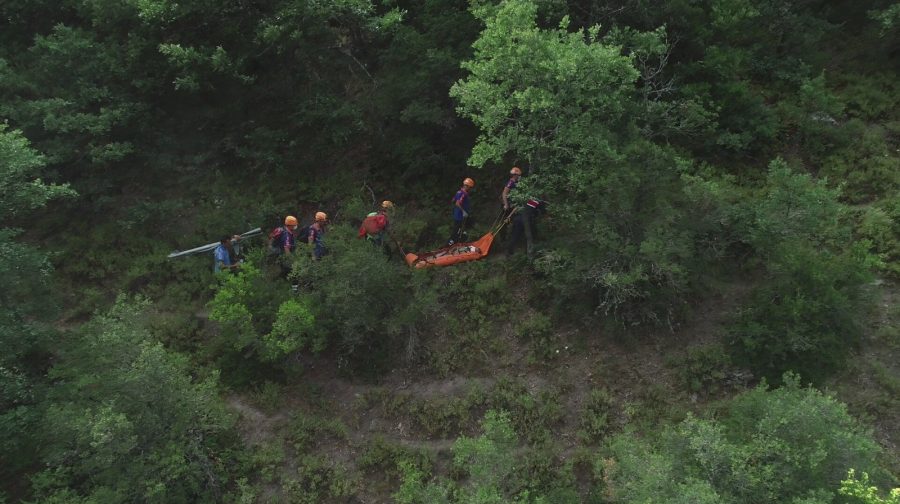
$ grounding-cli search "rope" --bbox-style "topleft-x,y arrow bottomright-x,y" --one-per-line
387,232 -> 408,257
491,207 -> 518,235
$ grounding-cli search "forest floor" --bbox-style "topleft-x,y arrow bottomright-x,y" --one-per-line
227,279 -> 768,503
829,279 -> 900,473
225,276 -> 899,503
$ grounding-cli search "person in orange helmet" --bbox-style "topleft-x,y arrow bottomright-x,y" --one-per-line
269,215 -> 299,255
448,178 -> 475,246
308,211 -> 328,260
359,200 -> 393,245
501,166 -> 522,212
359,200 -> 394,257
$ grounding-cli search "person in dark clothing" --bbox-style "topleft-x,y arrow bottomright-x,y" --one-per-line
507,198 -> 547,259
308,212 -> 328,260
269,216 -> 299,256
359,200 -> 395,259
500,166 -> 522,212
228,234 -> 244,263
448,178 -> 475,246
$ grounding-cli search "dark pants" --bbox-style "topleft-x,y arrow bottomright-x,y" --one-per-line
448,219 -> 466,245
313,240 -> 327,260
368,234 -> 392,259
507,207 -> 537,258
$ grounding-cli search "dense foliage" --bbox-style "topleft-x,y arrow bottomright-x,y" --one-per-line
1,0 -> 898,501
606,374 -> 886,503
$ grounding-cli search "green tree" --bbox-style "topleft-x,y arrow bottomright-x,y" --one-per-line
451,0 -> 734,325
207,260 -> 320,371
730,159 -> 876,382
32,299 -> 239,503
606,374 -> 885,503
0,125 -> 74,486
840,470 -> 900,504
396,410 -> 532,504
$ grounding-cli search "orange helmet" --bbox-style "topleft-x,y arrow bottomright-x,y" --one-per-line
510,166 -> 522,175
463,177 -> 475,188
284,215 -> 298,226
315,211 -> 327,222
381,200 -> 394,210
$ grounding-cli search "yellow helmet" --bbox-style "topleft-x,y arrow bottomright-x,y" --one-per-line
315,211 -> 327,222
284,215 -> 298,226
510,166 -> 522,175
381,200 -> 394,210
463,177 -> 475,188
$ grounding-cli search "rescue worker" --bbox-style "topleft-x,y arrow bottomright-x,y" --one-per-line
214,235 -> 240,273
359,200 -> 393,247
308,211 -> 328,260
448,178 -> 475,246
269,216 -> 299,255
229,234 -> 244,263
501,166 -> 522,211
507,198 -> 547,259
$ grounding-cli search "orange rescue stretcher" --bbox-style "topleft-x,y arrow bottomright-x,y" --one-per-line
404,232 -> 496,269
402,209 -> 514,269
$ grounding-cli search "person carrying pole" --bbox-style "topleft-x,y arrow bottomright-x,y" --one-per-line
308,212 -> 328,260
214,235 -> 241,273
448,178 -> 475,246
229,234 -> 244,263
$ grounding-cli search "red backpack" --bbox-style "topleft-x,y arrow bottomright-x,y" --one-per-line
358,214 -> 387,238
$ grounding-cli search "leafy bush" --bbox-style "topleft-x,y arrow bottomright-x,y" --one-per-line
673,343 -> 736,395
821,120 -> 899,203
289,224 -> 442,374
207,256 -> 320,376
31,299 -> 242,503
263,298 -> 318,360
283,455 -> 356,504
358,436 -> 432,480
487,378 -> 564,444
396,409 -> 579,503
514,312 -> 562,362
858,192 -> 900,277
288,413 -> 348,453
729,160 -> 876,383
579,388 -> 615,444
606,373 -> 885,504
840,470 -> 900,504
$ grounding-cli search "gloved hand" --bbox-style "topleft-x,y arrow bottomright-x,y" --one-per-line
462,210 -> 469,218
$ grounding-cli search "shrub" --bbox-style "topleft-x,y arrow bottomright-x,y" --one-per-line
579,388 -> 615,444
858,192 -> 900,277
730,241 -> 871,383
514,312 -> 559,362
730,160 -> 877,383
283,455 -> 356,504
606,373 -> 885,504
840,470 -> 900,504
673,342 -> 734,395
289,224 -> 439,375
288,413 -> 348,453
487,378 -> 564,444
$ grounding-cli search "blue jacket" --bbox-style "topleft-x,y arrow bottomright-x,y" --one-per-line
213,244 -> 232,272
452,189 -> 471,222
